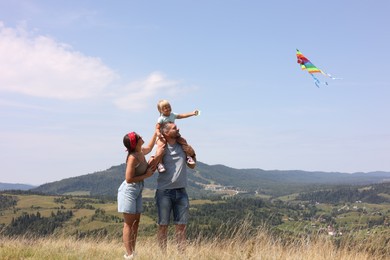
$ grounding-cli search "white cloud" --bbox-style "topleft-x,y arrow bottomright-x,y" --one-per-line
114,71 -> 188,111
0,22 -> 197,111
0,22 -> 118,99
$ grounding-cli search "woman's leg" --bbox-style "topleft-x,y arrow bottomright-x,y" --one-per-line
123,213 -> 141,256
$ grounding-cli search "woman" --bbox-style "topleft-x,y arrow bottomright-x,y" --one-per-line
118,131 -> 157,259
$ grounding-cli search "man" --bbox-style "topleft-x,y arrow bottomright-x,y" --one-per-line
155,122 -> 196,252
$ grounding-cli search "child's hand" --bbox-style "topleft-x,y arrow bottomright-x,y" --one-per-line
194,110 -> 199,116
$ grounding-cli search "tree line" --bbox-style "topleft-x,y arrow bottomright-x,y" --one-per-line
0,194 -> 18,210
1,210 -> 73,237
296,183 -> 390,204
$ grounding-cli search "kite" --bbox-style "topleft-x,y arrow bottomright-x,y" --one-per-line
296,49 -> 340,87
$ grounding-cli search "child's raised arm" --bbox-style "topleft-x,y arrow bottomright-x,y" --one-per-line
177,110 -> 199,119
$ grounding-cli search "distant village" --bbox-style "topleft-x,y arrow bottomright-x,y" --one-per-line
203,184 -> 250,196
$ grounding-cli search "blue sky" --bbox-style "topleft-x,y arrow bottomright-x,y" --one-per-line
1,1 -> 390,185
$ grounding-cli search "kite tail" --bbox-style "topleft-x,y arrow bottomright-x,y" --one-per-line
310,74 -> 327,88
321,71 -> 342,80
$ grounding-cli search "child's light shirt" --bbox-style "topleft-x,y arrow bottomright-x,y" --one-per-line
157,112 -> 178,125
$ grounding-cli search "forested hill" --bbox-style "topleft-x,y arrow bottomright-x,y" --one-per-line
31,162 -> 390,198
0,183 -> 36,191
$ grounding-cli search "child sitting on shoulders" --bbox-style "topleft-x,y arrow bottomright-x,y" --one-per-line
154,99 -> 198,172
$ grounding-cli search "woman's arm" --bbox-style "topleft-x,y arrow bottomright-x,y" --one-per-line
141,131 -> 157,155
125,155 -> 154,183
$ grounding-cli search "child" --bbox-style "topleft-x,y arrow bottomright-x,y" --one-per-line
154,99 -> 198,172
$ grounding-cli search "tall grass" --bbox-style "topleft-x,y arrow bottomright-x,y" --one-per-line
1,221 -> 388,260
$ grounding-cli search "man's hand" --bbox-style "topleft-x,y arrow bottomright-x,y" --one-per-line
148,156 -> 158,170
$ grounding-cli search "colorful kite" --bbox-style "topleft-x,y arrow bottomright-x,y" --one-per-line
296,49 -> 339,87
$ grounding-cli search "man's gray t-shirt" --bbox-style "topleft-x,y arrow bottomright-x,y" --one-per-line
156,142 -> 187,190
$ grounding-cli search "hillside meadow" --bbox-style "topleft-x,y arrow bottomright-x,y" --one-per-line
1,190 -> 389,259
1,224 -> 388,260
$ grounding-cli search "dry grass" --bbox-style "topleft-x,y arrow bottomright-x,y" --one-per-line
1,224 -> 387,260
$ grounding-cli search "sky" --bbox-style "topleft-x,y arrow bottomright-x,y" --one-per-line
1,1 -> 390,185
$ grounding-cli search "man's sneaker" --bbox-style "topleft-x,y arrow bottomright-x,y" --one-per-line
157,163 -> 166,173
187,156 -> 195,165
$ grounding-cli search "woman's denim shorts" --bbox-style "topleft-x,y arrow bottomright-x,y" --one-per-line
155,188 -> 189,225
117,181 -> 144,214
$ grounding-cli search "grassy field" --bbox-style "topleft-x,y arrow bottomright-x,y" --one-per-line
1,225 -> 388,260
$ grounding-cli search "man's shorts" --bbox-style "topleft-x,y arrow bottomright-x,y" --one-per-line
155,188 -> 189,225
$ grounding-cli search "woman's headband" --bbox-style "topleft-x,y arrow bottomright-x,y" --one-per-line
128,132 -> 137,151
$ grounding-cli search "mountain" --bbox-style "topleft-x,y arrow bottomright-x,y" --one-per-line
0,183 -> 37,191
31,162 -> 390,198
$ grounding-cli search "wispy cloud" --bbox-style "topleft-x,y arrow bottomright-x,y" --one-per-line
0,22 -> 118,99
113,71 -> 185,110
0,22 -> 196,111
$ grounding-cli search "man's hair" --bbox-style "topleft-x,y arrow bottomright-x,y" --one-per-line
161,122 -> 173,135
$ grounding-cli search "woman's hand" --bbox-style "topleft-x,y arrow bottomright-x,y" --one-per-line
146,157 -> 158,176
145,166 -> 156,177
148,156 -> 158,169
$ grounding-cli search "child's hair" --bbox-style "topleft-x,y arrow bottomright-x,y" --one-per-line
157,99 -> 171,114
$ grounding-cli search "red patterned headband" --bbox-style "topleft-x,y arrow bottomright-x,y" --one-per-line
128,132 -> 137,151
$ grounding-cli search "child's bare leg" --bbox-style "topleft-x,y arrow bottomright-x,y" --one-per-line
177,136 -> 196,165
155,138 -> 166,172
155,138 -> 166,161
